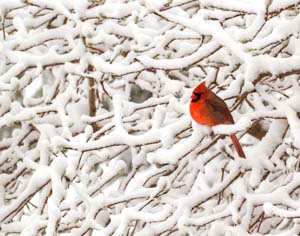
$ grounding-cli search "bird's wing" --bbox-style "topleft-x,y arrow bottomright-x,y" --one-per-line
205,92 -> 234,125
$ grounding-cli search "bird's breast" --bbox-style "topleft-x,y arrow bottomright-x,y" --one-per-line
189,102 -> 216,127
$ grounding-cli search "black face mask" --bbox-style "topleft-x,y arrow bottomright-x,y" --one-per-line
191,93 -> 201,102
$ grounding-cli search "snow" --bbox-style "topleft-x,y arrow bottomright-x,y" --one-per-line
213,117 -> 252,135
1,0 -> 300,235
137,41 -> 221,70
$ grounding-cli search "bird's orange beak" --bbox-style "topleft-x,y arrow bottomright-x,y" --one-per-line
191,93 -> 196,100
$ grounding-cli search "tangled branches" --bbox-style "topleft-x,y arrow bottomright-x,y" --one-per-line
0,0 -> 300,235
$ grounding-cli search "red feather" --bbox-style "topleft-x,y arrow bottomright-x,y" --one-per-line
190,82 -> 246,159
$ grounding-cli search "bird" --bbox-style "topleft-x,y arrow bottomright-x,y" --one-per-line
189,81 -> 246,158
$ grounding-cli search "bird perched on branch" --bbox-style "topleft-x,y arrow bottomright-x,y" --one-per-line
189,81 -> 246,159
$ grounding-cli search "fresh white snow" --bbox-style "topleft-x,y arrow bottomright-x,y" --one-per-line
0,0 -> 300,235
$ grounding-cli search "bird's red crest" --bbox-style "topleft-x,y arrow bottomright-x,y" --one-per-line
193,81 -> 207,94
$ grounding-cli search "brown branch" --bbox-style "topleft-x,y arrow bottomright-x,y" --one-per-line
2,10 -> 6,40
1,179 -> 50,223
87,66 -> 97,132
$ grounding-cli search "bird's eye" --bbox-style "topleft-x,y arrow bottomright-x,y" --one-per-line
191,93 -> 201,102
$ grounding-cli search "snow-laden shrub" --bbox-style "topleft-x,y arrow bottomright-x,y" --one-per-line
0,0 -> 300,235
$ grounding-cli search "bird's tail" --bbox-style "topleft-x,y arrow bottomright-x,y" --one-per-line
230,134 -> 246,159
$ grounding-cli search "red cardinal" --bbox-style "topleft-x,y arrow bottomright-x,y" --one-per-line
189,81 -> 246,158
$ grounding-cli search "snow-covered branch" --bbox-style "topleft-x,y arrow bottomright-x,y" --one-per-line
0,0 -> 300,235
